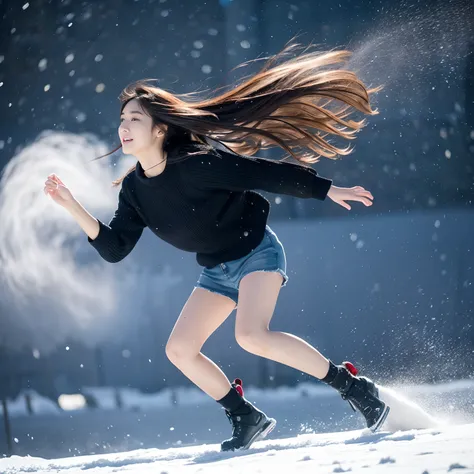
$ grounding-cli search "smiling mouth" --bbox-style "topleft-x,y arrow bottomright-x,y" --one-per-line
123,139 -> 133,144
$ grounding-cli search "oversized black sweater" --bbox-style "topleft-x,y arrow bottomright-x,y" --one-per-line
88,144 -> 333,268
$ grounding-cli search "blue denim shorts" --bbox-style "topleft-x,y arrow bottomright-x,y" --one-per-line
195,225 -> 288,304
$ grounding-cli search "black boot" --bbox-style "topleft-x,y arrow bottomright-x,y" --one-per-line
323,361 -> 390,432
218,378 -> 276,451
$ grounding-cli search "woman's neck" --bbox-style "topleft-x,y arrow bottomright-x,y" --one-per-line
137,148 -> 168,178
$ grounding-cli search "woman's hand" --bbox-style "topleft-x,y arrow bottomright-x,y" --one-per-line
326,185 -> 373,210
44,173 -> 101,239
44,174 -> 75,208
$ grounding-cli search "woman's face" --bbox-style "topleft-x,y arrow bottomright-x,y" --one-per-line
118,99 -> 164,156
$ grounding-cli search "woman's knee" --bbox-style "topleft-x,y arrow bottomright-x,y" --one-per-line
235,327 -> 269,355
165,337 -> 199,365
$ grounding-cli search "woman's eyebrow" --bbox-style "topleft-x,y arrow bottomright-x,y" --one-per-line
120,110 -> 144,116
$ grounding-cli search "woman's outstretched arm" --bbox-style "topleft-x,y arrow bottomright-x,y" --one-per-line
185,151 -> 373,209
185,151 -> 332,200
44,174 -> 146,262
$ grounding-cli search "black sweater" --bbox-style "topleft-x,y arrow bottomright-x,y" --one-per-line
88,144 -> 333,268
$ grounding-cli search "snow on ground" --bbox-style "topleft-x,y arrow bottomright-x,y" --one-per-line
1,379 -> 474,473
1,423 -> 474,474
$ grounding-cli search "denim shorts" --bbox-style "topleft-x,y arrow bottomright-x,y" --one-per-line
195,225 -> 288,304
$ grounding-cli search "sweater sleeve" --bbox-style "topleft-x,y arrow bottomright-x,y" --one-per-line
88,185 -> 146,263
184,151 -> 332,200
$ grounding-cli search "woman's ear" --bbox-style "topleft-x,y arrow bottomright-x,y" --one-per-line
155,124 -> 168,138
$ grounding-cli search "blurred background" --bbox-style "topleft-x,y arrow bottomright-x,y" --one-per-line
0,0 -> 473,459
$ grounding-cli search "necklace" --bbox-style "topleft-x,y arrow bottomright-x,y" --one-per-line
144,159 -> 165,172
143,152 -> 167,172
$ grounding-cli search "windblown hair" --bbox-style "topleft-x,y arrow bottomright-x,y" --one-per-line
98,40 -> 382,186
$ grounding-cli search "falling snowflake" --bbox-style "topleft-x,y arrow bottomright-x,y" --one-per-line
75,111 -> 87,123
38,58 -> 48,71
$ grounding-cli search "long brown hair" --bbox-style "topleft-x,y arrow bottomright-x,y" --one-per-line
98,40 -> 382,186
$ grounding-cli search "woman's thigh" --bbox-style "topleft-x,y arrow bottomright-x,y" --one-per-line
166,287 -> 236,355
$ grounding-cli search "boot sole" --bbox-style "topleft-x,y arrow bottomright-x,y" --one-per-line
348,379 -> 391,433
370,383 -> 390,432
242,417 -> 277,450
370,403 -> 390,432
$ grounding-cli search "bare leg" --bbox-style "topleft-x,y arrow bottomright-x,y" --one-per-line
235,272 -> 330,379
235,272 -> 390,433
165,287 -> 237,400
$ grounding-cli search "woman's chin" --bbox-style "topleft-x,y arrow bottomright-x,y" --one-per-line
121,145 -> 136,156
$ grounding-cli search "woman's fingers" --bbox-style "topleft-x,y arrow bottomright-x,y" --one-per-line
330,186 -> 374,210
53,174 -> 65,185
47,174 -> 64,186
349,190 -> 373,206
45,178 -> 59,188
44,175 -> 68,202
351,195 -> 372,206
44,178 -> 60,197
44,185 -> 56,196
341,193 -> 372,207
352,186 -> 374,200
338,199 -> 351,210
357,189 -> 372,198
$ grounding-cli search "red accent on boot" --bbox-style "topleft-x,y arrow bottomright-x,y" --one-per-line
343,361 -> 359,376
233,378 -> 244,397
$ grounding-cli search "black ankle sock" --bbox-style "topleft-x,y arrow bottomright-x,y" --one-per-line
321,360 -> 354,394
217,386 -> 247,413
321,360 -> 338,384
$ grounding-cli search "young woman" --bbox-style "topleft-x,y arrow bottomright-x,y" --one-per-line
44,42 -> 389,451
